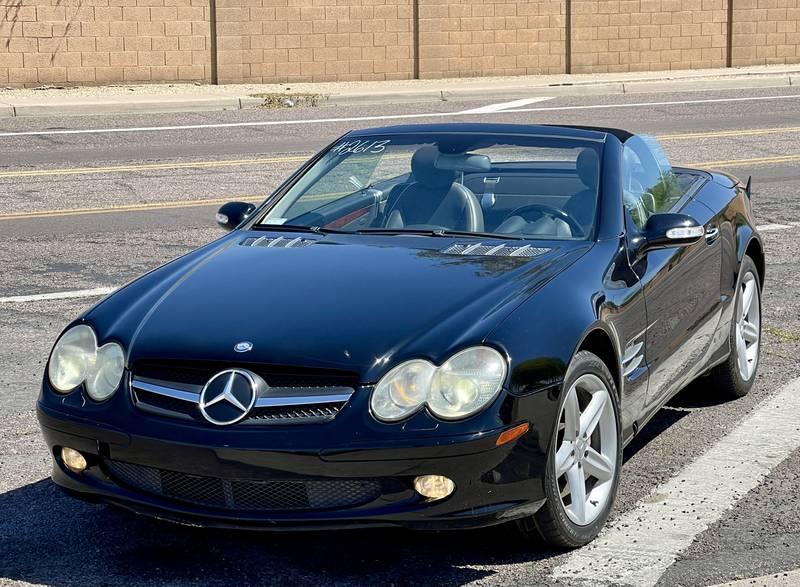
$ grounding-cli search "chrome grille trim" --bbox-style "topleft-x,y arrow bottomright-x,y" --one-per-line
441,243 -> 550,257
132,379 -> 200,402
130,375 -> 353,424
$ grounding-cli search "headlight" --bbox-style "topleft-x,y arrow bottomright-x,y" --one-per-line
428,347 -> 507,419
370,360 -> 435,422
370,347 -> 507,422
48,324 -> 125,401
86,341 -> 125,401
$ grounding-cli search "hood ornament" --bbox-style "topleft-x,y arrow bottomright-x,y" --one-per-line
234,341 -> 253,353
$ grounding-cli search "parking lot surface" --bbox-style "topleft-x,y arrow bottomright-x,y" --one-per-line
2,86 -> 799,586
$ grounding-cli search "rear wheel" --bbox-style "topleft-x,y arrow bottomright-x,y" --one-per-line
710,255 -> 761,398
517,350 -> 621,548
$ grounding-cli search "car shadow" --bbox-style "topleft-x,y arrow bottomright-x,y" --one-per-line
0,479 -> 564,587
623,375 -> 738,462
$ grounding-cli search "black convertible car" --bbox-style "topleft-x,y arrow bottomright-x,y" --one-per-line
38,123 -> 763,548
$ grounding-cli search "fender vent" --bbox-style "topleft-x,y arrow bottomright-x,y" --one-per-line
240,236 -> 317,248
441,243 -> 550,257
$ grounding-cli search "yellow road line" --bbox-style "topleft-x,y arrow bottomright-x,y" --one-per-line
2,153 -> 800,221
685,154 -> 800,168
2,127 -> 800,180
0,197 -> 259,221
659,126 -> 800,141
0,155 -> 308,179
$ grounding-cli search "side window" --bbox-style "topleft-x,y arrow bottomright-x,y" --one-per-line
622,136 -> 683,229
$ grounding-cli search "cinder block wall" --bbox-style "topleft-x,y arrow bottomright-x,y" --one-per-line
0,0 -> 211,86
2,0 -> 800,87
571,0 -> 727,73
417,0 -> 565,78
214,0 -> 415,83
732,0 -> 800,66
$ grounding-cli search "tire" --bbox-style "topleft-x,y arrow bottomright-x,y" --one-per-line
517,350 -> 622,548
710,255 -> 762,398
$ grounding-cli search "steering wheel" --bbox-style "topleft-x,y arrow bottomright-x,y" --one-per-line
505,203 -> 584,237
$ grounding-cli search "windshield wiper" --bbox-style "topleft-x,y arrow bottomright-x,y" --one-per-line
355,228 -> 524,240
253,224 -> 350,234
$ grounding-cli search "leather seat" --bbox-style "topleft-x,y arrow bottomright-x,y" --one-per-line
563,148 -> 600,234
383,146 -> 484,232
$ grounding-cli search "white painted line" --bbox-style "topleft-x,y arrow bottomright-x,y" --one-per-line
710,569 -> 800,587
458,96 -> 553,114
2,94 -> 800,137
757,223 -> 793,231
757,222 -> 800,232
551,376 -> 800,587
0,286 -> 116,304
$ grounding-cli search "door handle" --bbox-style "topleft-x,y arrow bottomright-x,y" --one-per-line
705,226 -> 719,243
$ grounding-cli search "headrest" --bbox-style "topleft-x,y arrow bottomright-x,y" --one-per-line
576,148 -> 600,189
410,146 -> 455,189
435,153 -> 492,173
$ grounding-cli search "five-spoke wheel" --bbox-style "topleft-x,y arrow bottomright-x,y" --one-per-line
711,255 -> 762,398
735,271 -> 760,382
554,374 -> 618,526
518,351 -> 622,548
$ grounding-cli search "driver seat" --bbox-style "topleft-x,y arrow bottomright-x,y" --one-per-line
383,147 -> 484,232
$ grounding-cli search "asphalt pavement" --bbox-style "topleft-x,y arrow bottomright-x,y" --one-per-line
1,85 -> 800,587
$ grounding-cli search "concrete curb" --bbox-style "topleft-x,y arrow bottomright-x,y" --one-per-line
0,69 -> 796,118
9,96 -> 241,117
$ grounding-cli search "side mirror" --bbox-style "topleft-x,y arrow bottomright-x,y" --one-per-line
640,213 -> 704,253
216,201 -> 256,231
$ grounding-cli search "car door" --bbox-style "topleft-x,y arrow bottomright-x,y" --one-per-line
623,137 -> 722,407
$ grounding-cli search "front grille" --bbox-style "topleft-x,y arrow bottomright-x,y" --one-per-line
133,388 -> 347,424
133,388 -> 198,419
130,361 -> 357,425
103,459 -> 384,511
134,360 -> 358,390
247,402 -> 346,423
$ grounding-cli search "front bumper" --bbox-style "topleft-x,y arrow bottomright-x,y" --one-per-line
37,399 -> 549,531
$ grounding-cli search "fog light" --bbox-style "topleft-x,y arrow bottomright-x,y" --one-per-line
61,447 -> 87,473
414,475 -> 455,500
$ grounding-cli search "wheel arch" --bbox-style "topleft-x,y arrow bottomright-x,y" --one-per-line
744,236 -> 765,289
575,326 -> 622,401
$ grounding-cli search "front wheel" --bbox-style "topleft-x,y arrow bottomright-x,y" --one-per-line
517,350 -> 622,548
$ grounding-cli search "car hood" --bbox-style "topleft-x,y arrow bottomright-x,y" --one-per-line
96,232 -> 590,381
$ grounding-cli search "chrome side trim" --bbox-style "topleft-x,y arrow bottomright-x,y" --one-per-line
621,341 -> 645,378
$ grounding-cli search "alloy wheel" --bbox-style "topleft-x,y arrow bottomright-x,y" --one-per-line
554,374 -> 618,526
736,271 -> 760,381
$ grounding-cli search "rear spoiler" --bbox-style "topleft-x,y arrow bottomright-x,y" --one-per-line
744,176 -> 752,199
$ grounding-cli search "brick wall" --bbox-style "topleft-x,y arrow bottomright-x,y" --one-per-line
417,0 -> 565,78
732,0 -> 800,66
3,0 -> 800,87
572,0 -> 727,74
214,0 -> 414,84
0,0 -> 211,86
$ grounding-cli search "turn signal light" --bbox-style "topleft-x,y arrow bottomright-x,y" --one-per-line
496,422 -> 530,447
61,447 -> 87,473
414,475 -> 455,500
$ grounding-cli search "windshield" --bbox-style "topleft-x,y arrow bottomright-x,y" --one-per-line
258,133 -> 604,240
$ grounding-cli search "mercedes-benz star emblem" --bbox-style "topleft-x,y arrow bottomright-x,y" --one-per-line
234,341 -> 253,353
199,369 -> 257,425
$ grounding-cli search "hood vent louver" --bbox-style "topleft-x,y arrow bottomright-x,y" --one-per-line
441,243 -> 550,257
240,236 -> 317,249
